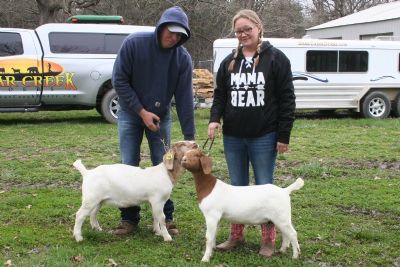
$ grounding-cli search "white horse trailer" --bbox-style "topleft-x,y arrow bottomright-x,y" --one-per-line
213,38 -> 400,119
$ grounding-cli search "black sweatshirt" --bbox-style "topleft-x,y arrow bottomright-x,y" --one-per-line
210,41 -> 296,144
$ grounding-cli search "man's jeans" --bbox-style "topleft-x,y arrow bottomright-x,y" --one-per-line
117,108 -> 173,224
223,132 -> 277,186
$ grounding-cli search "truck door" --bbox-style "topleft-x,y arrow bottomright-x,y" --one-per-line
0,30 -> 42,107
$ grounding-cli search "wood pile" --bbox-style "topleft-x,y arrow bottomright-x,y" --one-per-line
193,69 -> 214,103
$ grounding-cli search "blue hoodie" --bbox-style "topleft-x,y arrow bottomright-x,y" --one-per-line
112,6 -> 195,140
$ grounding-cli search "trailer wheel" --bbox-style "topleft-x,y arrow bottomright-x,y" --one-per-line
361,91 -> 391,119
100,89 -> 118,124
392,93 -> 400,117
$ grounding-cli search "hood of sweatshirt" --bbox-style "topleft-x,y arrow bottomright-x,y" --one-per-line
235,41 -> 273,61
155,6 -> 191,48
230,41 -> 274,87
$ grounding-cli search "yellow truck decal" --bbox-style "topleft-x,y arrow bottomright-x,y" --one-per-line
0,58 -> 77,90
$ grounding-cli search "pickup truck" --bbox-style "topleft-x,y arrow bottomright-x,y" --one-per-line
0,23 -> 154,123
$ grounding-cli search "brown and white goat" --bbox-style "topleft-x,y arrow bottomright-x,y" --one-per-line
181,148 -> 304,262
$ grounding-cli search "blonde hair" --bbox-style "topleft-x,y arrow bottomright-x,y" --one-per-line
228,9 -> 264,72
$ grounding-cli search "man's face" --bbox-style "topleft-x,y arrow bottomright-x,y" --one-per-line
160,26 -> 182,49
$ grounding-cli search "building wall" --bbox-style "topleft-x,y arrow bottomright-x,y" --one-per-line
306,19 -> 400,40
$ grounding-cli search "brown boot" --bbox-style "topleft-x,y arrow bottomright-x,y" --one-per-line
216,224 -> 245,251
259,223 -> 276,258
114,221 -> 136,236
166,221 -> 179,235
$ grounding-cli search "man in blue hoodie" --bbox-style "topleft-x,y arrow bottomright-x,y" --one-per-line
112,6 -> 195,236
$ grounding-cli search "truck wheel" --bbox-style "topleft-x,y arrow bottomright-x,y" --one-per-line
392,93 -> 400,117
361,91 -> 391,119
100,89 -> 118,124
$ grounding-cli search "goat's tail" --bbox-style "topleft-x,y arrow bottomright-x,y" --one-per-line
73,159 -> 88,177
285,178 -> 304,194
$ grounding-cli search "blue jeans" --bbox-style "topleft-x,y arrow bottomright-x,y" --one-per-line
223,132 -> 277,186
117,108 -> 174,225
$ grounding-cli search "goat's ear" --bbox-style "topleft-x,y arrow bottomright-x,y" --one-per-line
200,155 -> 212,174
164,150 -> 175,170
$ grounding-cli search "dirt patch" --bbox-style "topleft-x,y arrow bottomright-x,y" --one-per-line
340,160 -> 400,170
338,205 -> 400,221
276,160 -> 400,170
1,181 -> 81,190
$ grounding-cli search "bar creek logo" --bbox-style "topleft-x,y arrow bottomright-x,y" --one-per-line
0,58 -> 76,90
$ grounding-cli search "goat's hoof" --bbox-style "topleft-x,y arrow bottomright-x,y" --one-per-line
292,249 -> 301,259
74,235 -> 83,242
163,236 -> 173,242
201,257 -> 210,262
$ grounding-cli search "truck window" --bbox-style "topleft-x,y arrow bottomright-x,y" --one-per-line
49,32 -> 128,54
339,51 -> 368,72
104,34 -> 128,53
0,32 -> 23,56
306,50 -> 337,72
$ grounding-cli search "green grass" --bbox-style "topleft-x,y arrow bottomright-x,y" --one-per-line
1,109 -> 400,266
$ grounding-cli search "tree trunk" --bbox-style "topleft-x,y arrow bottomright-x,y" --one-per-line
36,0 -> 63,24
36,0 -> 101,24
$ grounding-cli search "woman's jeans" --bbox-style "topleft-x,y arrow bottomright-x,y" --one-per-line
223,132 -> 277,186
117,108 -> 173,225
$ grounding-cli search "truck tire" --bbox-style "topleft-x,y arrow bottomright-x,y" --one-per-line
361,91 -> 391,119
392,93 -> 400,117
100,89 -> 118,124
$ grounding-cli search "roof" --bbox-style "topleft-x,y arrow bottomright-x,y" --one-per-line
307,1 -> 400,30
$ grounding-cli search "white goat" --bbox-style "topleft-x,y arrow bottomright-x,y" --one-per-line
72,141 -> 197,242
181,148 -> 304,262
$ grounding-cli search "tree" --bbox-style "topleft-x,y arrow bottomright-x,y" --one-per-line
0,0 -> 37,28
2,0 -> 395,59
36,0 -> 101,24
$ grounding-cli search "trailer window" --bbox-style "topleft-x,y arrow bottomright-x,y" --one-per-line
306,50 -> 368,73
306,51 -> 337,72
339,51 -> 368,72
49,32 -> 128,54
0,32 -> 23,56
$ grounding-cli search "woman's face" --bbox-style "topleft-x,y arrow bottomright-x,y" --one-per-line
234,17 -> 260,50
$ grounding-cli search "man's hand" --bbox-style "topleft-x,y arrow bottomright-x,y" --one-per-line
139,109 -> 160,132
208,122 -> 221,140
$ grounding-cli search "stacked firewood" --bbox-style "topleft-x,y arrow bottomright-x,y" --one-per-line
192,69 -> 214,102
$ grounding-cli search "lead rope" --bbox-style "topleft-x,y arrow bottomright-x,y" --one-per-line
156,128 -> 169,154
154,119 -> 169,153
201,137 -> 215,155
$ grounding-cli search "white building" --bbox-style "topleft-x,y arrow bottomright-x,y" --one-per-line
305,1 -> 400,40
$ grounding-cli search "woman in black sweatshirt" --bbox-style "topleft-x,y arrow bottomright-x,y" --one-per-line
208,9 -> 296,258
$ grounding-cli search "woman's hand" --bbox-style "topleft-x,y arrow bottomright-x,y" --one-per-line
276,142 -> 289,154
208,122 -> 221,140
